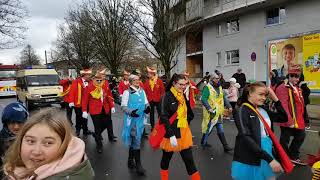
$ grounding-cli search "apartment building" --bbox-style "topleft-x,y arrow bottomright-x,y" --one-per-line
173,0 -> 320,87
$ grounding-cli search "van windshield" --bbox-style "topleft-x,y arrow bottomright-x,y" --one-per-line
26,75 -> 60,86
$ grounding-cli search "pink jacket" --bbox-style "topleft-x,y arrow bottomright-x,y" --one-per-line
10,137 -> 87,180
227,86 -> 238,102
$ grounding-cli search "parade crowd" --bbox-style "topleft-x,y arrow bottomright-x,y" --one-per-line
0,64 -> 319,180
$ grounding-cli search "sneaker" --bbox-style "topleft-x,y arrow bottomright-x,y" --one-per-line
290,158 -> 307,166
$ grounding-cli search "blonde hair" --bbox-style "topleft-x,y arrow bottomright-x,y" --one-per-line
3,107 -> 73,178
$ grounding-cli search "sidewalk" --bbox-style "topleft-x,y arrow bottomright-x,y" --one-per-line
308,104 -> 320,121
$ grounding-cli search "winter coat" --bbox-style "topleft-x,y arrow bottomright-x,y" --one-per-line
144,78 -> 165,103
5,137 -> 94,180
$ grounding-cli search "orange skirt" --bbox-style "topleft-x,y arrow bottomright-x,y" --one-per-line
160,125 -> 193,152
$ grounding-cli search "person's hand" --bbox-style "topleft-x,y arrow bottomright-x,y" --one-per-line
144,106 -> 151,114
267,87 -> 279,102
169,136 -> 178,147
69,102 -> 74,108
130,109 -> 139,117
269,160 -> 283,173
209,109 -> 216,119
111,107 -> 116,113
289,124 -> 295,128
82,111 -> 88,119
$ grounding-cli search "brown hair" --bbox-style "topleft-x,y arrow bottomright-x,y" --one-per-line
3,107 -> 73,178
237,82 -> 266,105
282,44 -> 295,51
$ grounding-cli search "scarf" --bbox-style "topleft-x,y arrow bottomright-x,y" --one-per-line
170,86 -> 187,128
149,77 -> 157,91
90,80 -> 104,100
60,85 -> 70,97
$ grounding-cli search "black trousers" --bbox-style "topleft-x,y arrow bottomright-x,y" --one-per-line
91,111 -> 115,142
230,102 -> 237,119
150,101 -> 161,129
64,102 -> 73,126
160,148 -> 197,175
74,107 -> 88,134
280,127 -> 306,159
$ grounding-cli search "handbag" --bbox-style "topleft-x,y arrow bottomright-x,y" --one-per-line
149,112 -> 177,149
243,103 -> 294,174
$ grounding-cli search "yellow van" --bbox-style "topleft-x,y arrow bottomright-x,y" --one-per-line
16,65 -> 63,110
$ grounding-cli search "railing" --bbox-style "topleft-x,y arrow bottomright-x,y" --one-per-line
213,0 -> 266,16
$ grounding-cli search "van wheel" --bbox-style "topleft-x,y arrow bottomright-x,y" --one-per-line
26,99 -> 33,111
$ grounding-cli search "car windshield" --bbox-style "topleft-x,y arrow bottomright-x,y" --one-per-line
26,75 -> 60,86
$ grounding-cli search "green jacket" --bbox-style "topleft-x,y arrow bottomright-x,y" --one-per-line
45,159 -> 94,180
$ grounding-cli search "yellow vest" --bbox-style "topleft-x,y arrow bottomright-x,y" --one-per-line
202,84 -> 224,133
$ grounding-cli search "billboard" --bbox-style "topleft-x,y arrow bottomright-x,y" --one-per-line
268,33 -> 320,91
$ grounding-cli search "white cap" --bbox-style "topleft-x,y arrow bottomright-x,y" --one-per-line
229,78 -> 237,83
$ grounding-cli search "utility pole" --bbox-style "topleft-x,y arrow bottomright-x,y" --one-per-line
45,50 -> 48,65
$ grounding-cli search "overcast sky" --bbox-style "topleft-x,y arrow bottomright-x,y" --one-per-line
0,0 -> 82,65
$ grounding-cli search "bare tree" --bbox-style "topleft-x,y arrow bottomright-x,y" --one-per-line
19,44 -> 41,67
131,0 -> 185,78
86,0 -> 135,76
54,5 -> 96,71
0,0 -> 28,49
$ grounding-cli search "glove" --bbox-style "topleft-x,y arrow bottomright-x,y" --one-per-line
209,109 -> 216,119
130,109 -> 139,118
111,107 -> 116,113
144,106 -> 151,114
82,111 -> 88,119
69,103 -> 74,108
169,136 -> 178,147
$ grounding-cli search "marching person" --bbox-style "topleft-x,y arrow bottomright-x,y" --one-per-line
59,76 -> 74,125
227,78 -> 239,121
69,68 -> 93,137
275,65 -> 307,165
121,73 -> 150,176
182,71 -> 199,109
118,70 -> 130,98
144,66 -> 165,130
159,73 -> 200,180
231,82 -> 288,180
82,69 -> 116,153
200,72 -> 233,152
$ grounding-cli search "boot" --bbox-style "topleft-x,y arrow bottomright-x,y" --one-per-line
217,133 -> 233,152
200,133 -> 211,148
127,147 -> 136,169
190,171 -> 201,180
133,149 -> 146,176
160,169 -> 169,180
95,133 -> 103,153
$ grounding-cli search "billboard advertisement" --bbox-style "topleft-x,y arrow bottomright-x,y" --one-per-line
268,33 -> 320,91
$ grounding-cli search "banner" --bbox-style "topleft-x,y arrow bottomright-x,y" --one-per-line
268,33 -> 320,90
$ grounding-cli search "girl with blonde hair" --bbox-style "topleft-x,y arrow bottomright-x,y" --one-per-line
3,108 -> 94,180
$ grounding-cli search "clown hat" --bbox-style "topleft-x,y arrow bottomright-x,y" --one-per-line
99,68 -> 107,75
182,70 -> 190,77
147,66 -> 157,74
123,70 -> 130,76
288,64 -> 302,74
80,69 -> 92,75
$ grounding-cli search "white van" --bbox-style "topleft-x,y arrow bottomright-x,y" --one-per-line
16,65 -> 63,110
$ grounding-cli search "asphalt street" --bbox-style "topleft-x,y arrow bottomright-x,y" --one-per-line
0,97 -> 318,180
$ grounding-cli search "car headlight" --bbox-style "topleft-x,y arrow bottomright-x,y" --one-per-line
29,94 -> 41,99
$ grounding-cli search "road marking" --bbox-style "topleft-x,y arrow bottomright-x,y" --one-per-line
306,129 -> 319,133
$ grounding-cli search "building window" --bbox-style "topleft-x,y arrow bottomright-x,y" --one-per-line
266,7 -> 286,25
217,24 -> 222,36
226,50 -> 239,64
217,52 -> 222,65
226,19 -> 239,34
214,0 -> 220,7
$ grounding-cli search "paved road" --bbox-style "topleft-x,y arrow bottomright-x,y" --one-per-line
0,97 -> 318,180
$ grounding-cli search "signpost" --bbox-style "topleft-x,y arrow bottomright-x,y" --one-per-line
251,52 -> 256,81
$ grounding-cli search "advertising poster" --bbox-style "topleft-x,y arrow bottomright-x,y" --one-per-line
268,33 -> 320,90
